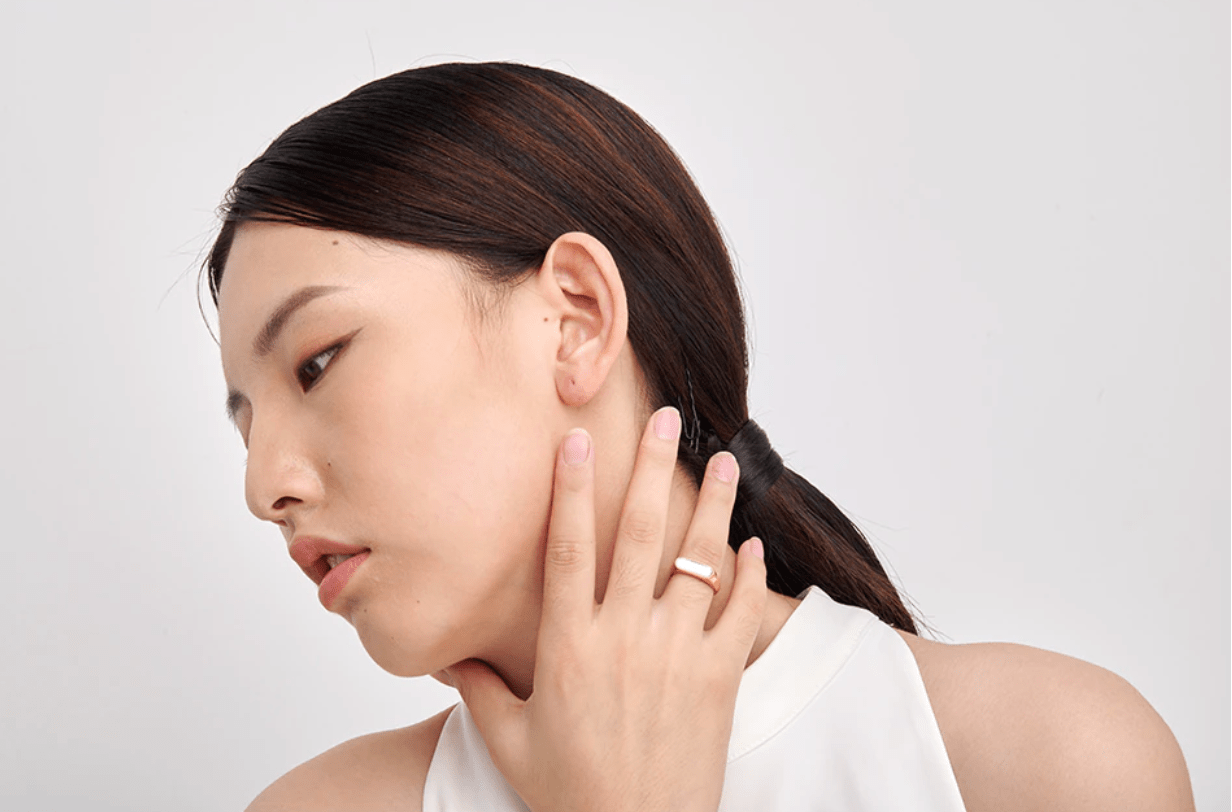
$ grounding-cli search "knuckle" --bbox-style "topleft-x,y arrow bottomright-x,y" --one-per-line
545,538 -> 588,572
725,587 -> 766,643
619,510 -> 661,546
554,658 -> 586,692
679,534 -> 724,570
539,649 -> 585,695
733,606 -> 762,644
699,530 -> 729,557
552,643 -> 587,684
606,557 -> 645,601
663,651 -> 701,690
675,580 -> 715,611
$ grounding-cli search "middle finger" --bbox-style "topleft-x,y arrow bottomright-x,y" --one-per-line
601,406 -> 682,612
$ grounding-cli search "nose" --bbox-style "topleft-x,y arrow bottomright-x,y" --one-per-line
244,410 -> 324,527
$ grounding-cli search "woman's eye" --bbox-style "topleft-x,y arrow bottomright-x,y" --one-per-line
297,344 -> 342,391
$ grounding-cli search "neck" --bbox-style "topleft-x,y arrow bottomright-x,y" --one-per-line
476,467 -> 801,701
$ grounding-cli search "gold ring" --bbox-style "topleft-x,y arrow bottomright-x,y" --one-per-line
673,556 -> 720,594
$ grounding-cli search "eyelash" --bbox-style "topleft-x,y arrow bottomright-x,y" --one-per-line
297,343 -> 344,392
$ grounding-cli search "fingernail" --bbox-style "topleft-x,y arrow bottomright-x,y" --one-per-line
563,430 -> 591,466
748,537 -> 764,560
712,452 -> 737,483
654,407 -> 681,441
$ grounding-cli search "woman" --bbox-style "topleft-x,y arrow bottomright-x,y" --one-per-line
210,62 -> 1193,810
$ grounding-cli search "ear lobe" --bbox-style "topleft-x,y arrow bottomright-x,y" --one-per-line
540,232 -> 628,407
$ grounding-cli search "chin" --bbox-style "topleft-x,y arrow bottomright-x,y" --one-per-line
350,611 -> 454,679
358,634 -> 438,678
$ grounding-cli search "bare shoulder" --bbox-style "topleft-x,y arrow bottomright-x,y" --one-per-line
244,704 -> 455,812
897,632 -> 1194,812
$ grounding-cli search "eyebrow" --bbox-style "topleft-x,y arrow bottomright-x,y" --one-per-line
253,284 -> 345,358
224,284 -> 346,426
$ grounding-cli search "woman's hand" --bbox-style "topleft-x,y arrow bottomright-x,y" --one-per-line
445,407 -> 768,812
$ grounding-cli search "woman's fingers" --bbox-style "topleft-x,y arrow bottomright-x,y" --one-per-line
663,450 -> 740,622
601,407 -> 681,610
440,429 -> 602,794
446,659 -> 528,771
710,537 -> 768,660
463,419 -> 768,812
539,429 -> 597,646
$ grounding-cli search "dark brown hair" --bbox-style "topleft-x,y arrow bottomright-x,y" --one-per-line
207,61 -> 917,633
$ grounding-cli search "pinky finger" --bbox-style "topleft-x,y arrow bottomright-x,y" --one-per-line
709,538 -> 768,659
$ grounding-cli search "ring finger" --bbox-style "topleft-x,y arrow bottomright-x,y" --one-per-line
663,450 -> 740,626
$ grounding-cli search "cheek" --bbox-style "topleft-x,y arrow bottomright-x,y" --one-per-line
337,336 -> 563,672
431,391 -> 559,561
424,330 -> 560,553
346,337 -> 559,576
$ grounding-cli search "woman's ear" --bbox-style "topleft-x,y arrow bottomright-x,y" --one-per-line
537,232 -> 629,407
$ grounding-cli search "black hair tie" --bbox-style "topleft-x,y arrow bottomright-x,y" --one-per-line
704,419 -> 783,507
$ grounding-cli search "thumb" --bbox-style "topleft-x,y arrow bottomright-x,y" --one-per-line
446,658 -> 526,766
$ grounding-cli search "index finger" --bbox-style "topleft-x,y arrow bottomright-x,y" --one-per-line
539,428 -> 597,644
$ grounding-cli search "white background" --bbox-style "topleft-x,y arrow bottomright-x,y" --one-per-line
1,1 -> 1226,810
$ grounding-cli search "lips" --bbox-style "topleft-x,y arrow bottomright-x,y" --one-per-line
288,536 -> 371,610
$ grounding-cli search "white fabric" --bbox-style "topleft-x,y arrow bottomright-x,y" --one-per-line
422,586 -> 967,811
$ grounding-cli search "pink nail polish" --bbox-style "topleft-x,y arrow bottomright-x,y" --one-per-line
748,537 -> 764,560
563,430 -> 591,466
713,453 -> 737,483
654,408 -> 681,441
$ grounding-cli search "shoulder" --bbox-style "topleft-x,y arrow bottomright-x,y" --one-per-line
896,632 -> 1194,812
244,705 -> 455,812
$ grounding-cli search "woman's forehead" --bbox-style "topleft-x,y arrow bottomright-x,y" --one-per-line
218,224 -> 365,313
216,223 -> 464,347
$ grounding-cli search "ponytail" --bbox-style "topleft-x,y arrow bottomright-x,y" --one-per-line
677,413 -> 916,633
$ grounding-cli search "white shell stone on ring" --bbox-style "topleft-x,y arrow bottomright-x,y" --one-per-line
673,556 -> 720,594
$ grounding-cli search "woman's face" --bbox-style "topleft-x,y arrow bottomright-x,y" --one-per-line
217,222 -> 570,677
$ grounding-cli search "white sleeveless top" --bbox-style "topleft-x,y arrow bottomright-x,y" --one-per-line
423,586 -> 967,811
